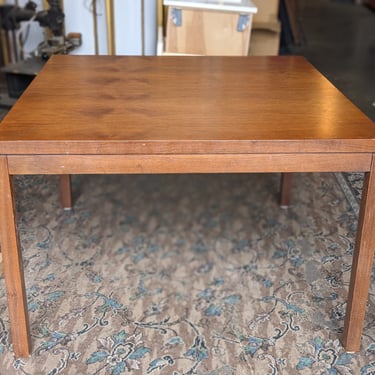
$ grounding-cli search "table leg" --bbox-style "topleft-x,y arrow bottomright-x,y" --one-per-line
343,158 -> 375,352
0,157 -> 31,357
280,173 -> 292,207
59,174 -> 72,210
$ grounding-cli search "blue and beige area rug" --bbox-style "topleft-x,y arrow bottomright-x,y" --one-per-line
1,172 -> 375,374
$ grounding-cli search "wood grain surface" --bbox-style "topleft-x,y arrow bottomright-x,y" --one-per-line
0,55 -> 374,155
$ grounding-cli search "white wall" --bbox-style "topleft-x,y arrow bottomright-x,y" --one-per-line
64,0 -> 108,55
4,0 -> 158,58
112,0 -> 158,56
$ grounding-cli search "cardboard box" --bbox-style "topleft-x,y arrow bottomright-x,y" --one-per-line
164,0 -> 257,56
248,25 -> 281,55
252,0 -> 279,23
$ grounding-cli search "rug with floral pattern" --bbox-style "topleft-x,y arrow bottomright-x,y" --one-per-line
0,172 -> 375,374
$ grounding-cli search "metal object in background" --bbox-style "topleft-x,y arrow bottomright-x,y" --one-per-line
1,0 -> 64,36
237,14 -> 250,32
171,7 -> 182,26
0,0 -> 82,60
105,0 -> 115,55
92,0 -> 99,55
141,0 -> 145,55
0,0 -> 82,107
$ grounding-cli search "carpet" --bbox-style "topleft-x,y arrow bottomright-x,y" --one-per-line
0,172 -> 375,374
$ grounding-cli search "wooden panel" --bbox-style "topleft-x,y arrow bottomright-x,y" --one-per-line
165,8 -> 252,55
8,153 -> 372,175
0,157 -> 31,357
343,155 -> 375,351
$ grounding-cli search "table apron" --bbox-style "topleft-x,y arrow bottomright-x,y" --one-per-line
6,153 -> 372,175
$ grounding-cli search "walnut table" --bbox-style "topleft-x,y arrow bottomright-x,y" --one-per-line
1,55 -> 375,357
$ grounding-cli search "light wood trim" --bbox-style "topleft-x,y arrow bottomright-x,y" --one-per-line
2,140 -> 375,156
0,157 -> 31,357
343,154 -> 375,352
8,153 -> 372,175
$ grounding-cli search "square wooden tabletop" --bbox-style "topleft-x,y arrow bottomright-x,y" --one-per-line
0,55 -> 374,156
